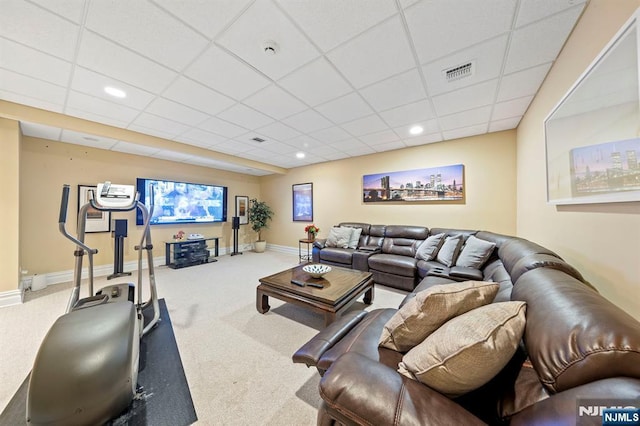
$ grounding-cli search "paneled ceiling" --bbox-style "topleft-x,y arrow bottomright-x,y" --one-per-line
0,0 -> 587,175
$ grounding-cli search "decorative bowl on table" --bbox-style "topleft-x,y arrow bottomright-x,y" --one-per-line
303,264 -> 332,278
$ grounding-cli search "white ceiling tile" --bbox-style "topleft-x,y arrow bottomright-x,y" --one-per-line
0,1 -> 79,60
277,57 -> 352,106
515,0 -> 586,28
372,141 -> 406,152
111,141 -> 161,156
276,0 -> 396,52
442,123 -> 488,140
439,106 -> 492,131
261,141 -> 298,154
29,0 -> 86,23
343,145 -> 376,156
360,69 -> 425,112
77,32 -> 177,93
152,0 -> 253,39
255,122 -> 301,141
330,138 -> 368,150
0,69 -> 67,106
216,103 -> 274,129
243,85 -> 307,120
66,91 -> 141,124
178,128 -> 228,148
1,38 -> 72,86
359,130 -> 400,145
0,91 -> 64,113
303,144 -> 342,157
129,113 -> 191,138
504,6 -> 584,74
309,126 -> 352,144
217,0 -> 320,81
432,79 -> 499,116
327,16 -> 415,88
422,35 -> 509,96
405,0 -> 516,64
208,139 -> 250,155
285,135 -> 322,150
198,116 -> 248,138
393,118 -> 440,138
379,99 -> 434,128
497,63 -> 552,102
64,107 -> 130,128
340,114 -> 389,136
403,132 -> 443,146
20,122 -> 62,141
85,0 -> 208,71
71,67 -> 155,110
282,109 -> 333,133
162,77 -> 235,116
184,45 -> 271,100
489,116 -> 521,132
60,129 -> 119,150
315,92 -> 373,124
492,96 -> 534,121
152,150 -> 194,162
145,97 -> 210,126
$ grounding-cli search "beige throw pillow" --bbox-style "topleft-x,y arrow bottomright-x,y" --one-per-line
324,227 -> 353,248
379,281 -> 499,352
398,301 -> 527,397
414,233 -> 446,261
436,235 -> 463,266
456,235 -> 496,268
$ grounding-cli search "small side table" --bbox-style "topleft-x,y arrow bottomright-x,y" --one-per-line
298,238 -> 314,263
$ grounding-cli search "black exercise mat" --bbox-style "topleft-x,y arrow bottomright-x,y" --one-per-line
1,299 -> 197,426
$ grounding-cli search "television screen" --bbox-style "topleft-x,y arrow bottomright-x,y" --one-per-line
136,178 -> 227,225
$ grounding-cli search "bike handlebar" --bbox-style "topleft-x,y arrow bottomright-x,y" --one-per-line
59,184 -> 70,224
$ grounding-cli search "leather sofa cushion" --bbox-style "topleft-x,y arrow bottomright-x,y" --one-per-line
498,238 -> 559,276
512,268 -> 640,393
509,253 -> 585,284
319,247 -> 355,265
317,308 -> 402,372
368,253 -> 417,277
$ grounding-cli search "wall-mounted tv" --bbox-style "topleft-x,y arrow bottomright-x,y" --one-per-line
136,178 -> 227,225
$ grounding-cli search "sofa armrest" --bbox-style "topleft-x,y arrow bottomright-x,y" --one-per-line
313,239 -> 327,249
319,352 -> 486,426
292,310 -> 368,370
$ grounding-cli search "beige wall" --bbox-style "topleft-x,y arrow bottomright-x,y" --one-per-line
260,130 -> 517,245
0,118 -> 21,293
517,0 -> 640,319
19,136 -> 261,276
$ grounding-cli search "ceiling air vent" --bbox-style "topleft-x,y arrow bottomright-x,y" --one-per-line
444,61 -> 474,82
251,137 -> 266,143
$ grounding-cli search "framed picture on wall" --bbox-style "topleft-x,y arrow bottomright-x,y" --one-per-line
292,183 -> 313,222
235,195 -> 249,225
78,185 -> 110,233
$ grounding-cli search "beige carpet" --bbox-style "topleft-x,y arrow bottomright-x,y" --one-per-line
0,250 -> 406,425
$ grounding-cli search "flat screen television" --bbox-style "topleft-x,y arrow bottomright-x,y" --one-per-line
136,178 -> 227,225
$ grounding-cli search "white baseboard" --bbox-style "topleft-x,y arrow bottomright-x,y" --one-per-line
266,244 -> 300,257
0,290 -> 22,308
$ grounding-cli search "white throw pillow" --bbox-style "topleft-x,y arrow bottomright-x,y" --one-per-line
325,227 -> 353,248
343,227 -> 363,249
415,233 -> 446,261
456,235 -> 496,269
436,235 -> 463,266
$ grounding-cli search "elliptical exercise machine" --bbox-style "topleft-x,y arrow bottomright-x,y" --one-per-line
26,182 -> 160,425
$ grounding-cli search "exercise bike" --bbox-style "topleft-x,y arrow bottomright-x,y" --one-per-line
26,182 -> 160,425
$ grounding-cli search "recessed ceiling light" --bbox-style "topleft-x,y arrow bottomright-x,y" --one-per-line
409,125 -> 424,135
296,152 -> 305,159
104,86 -> 126,98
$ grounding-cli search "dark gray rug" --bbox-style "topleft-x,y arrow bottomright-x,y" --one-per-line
1,299 -> 197,426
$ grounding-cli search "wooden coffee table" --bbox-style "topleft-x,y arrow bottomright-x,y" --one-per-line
257,265 -> 374,326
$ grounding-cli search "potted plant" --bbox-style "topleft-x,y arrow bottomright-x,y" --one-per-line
248,198 -> 274,253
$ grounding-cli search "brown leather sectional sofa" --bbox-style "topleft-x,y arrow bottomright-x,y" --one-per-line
298,223 -> 640,425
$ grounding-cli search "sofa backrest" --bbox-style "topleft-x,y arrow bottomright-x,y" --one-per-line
381,225 -> 429,256
429,228 -> 477,242
511,268 -> 640,394
368,225 -> 386,248
338,222 -> 371,247
497,237 -> 560,276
